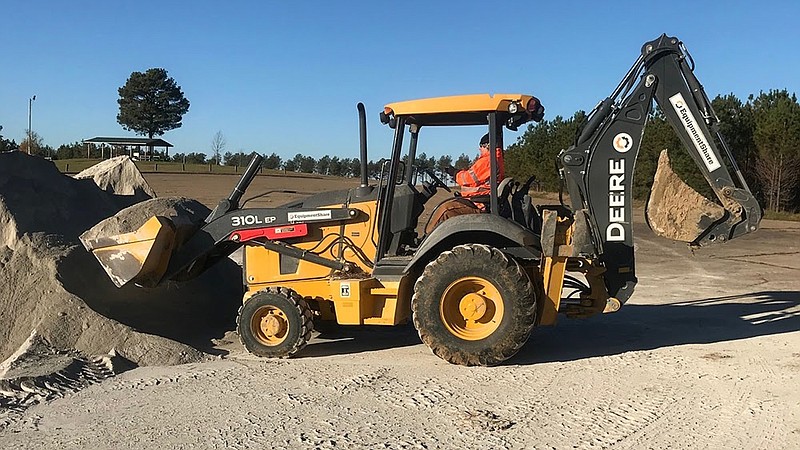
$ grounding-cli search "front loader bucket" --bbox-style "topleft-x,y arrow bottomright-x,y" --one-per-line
646,150 -> 725,243
81,216 -> 177,288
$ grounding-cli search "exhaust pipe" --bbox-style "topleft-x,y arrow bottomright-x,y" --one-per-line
228,152 -> 264,208
206,152 -> 263,223
357,102 -> 368,188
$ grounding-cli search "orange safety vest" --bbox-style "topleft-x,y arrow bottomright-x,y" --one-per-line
455,147 -> 504,198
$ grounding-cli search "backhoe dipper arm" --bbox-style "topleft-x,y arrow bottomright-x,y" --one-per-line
558,34 -> 761,303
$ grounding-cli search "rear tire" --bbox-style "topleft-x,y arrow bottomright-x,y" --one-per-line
412,244 -> 537,366
237,287 -> 313,358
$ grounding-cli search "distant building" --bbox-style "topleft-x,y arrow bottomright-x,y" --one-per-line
82,137 -> 173,161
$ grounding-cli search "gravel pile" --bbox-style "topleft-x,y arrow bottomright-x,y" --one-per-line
0,152 -> 240,370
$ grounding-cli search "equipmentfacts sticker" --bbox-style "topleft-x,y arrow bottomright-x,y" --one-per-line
287,210 -> 333,223
669,93 -> 721,172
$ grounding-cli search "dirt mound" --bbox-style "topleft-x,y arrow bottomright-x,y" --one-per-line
646,150 -> 725,242
74,156 -> 156,203
0,236 -> 206,365
0,152 -> 241,368
0,152 -> 119,248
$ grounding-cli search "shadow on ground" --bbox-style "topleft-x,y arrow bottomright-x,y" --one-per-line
292,291 -> 800,364
299,322 -> 422,358
513,290 -> 800,364
59,246 -> 800,367
59,247 -> 243,354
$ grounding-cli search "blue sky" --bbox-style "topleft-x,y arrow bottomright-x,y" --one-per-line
1,1 -> 797,160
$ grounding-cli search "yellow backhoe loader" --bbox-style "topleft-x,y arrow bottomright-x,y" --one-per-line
83,34 -> 761,365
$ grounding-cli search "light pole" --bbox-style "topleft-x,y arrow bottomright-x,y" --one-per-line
27,95 -> 36,155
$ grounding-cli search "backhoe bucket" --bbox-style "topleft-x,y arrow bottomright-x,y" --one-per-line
81,216 -> 177,288
645,150 -> 725,243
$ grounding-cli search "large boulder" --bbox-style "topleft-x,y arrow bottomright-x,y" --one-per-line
646,150 -> 725,242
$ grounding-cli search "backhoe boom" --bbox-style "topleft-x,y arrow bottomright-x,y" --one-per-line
558,34 -> 761,303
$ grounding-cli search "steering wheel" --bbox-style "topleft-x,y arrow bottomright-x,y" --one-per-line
422,168 -> 451,192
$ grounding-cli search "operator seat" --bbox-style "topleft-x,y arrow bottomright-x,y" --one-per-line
459,177 -> 515,216
459,175 -> 542,234
423,178 -> 516,235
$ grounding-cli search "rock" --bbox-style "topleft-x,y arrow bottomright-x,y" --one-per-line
645,150 -> 725,243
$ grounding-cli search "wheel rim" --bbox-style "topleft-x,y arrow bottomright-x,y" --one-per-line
440,276 -> 504,341
251,306 -> 289,346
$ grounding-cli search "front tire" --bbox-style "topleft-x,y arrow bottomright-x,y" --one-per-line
237,287 -> 313,358
412,244 -> 537,366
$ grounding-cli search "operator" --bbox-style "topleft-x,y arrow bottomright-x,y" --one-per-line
445,133 -> 504,201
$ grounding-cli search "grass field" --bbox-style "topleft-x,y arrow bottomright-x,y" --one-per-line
53,158 -> 325,179
764,209 -> 800,222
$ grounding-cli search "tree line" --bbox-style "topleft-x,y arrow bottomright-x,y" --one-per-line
172,150 -> 474,180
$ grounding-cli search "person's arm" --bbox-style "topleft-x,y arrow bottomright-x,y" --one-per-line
457,151 -> 490,187
456,166 -> 479,187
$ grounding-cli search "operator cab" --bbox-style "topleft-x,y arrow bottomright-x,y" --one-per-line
375,93 -> 545,259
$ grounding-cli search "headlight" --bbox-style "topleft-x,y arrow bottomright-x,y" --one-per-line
508,102 -> 519,114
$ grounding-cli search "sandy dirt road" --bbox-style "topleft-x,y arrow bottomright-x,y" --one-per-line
1,174 -> 799,449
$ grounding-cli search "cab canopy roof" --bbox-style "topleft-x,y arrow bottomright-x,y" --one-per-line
383,93 -> 535,126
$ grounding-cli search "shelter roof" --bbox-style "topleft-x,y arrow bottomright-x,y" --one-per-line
83,137 -> 173,147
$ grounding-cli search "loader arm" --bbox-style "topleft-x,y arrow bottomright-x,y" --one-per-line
558,34 -> 761,303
